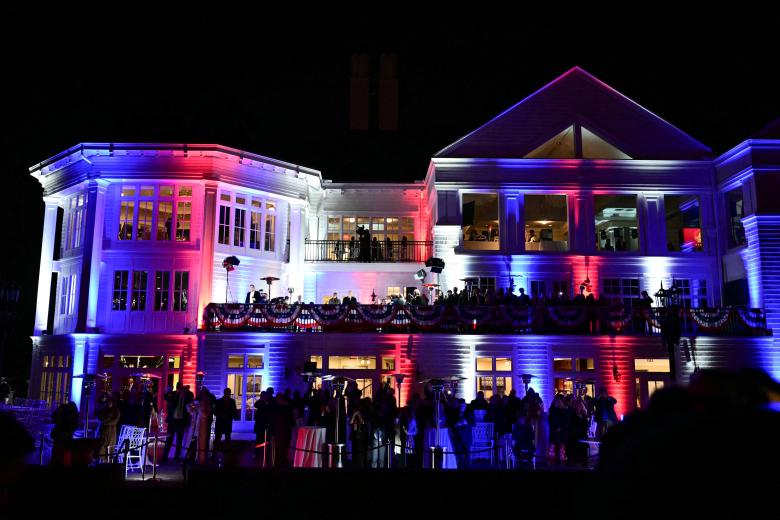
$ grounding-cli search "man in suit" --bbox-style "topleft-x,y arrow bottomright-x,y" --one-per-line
162,382 -> 193,463
246,284 -> 262,304
214,388 -> 239,443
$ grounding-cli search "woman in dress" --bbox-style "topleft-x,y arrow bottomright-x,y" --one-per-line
195,388 -> 213,463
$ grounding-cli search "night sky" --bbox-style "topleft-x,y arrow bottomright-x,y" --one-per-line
2,25 -> 778,383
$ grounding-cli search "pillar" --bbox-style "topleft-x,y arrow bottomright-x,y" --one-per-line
34,196 -> 61,335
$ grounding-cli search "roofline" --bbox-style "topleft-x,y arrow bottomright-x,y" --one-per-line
715,138 -> 780,167
323,180 -> 424,190
28,143 -> 323,180
434,66 -> 712,158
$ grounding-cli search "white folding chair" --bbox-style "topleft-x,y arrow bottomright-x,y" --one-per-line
470,422 -> 494,465
112,425 -> 148,477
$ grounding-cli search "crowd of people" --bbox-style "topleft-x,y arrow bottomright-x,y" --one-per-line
51,377 -> 617,469
331,227 -> 412,263
248,381 -> 618,469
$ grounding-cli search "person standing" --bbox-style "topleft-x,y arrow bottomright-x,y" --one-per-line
214,388 -> 238,443
593,387 -> 618,439
162,382 -> 192,463
97,397 -> 120,462
246,284 -> 262,304
195,388 -> 213,463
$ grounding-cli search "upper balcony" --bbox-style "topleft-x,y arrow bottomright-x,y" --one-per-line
203,303 -> 769,336
304,239 -> 433,263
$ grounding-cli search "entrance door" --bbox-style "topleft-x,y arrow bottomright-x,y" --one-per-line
635,373 -> 669,409
226,373 -> 263,424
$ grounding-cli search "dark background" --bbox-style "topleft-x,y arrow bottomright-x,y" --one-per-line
1,21 -> 779,390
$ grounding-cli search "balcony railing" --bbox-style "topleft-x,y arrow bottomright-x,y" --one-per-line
203,303 -> 769,336
305,239 -> 432,263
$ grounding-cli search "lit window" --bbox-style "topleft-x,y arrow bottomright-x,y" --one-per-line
218,205 -> 231,245
121,186 -> 136,197
247,355 -> 264,369
176,202 -> 191,241
553,358 -> 573,371
595,195 -> 638,252
157,201 -> 174,240
381,356 -> 395,371
665,195 -> 703,252
328,356 -> 376,369
137,201 -> 153,240
476,357 -> 493,371
160,186 -> 174,197
525,194 -> 568,251
228,355 -> 244,368
118,200 -> 134,240
264,213 -> 276,251
634,358 -> 670,372
178,186 -> 192,197
234,207 -> 246,247
495,357 -> 512,372
462,193 -> 499,250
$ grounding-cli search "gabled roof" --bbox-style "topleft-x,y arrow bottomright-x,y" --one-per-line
435,67 -> 712,160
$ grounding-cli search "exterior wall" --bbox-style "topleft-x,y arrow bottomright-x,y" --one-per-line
198,332 -> 775,431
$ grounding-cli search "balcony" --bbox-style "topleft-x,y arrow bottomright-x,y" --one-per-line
304,239 -> 432,263
203,303 -> 769,336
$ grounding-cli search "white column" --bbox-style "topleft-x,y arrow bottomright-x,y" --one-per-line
77,181 -> 107,331
34,196 -> 61,335
643,194 -> 664,256
197,183 -> 218,328
287,202 -> 306,299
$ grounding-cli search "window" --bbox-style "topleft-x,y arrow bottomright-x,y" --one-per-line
67,276 -> 77,316
310,355 -> 323,369
112,271 -> 129,310
665,195 -> 703,252
137,201 -> 153,240
219,205 -> 231,245
381,356 -> 395,371
602,278 -> 640,306
119,355 -> 166,368
462,193 -> 499,250
328,356 -> 376,369
154,271 -> 170,311
157,201 -> 174,240
234,207 -> 246,247
476,356 -> 513,398
525,194 -> 569,251
634,358 -> 671,372
226,353 -> 264,422
176,201 -> 191,241
179,186 -> 192,197
101,355 -> 115,368
39,354 -> 71,406
59,275 -> 69,316
250,206 -> 262,250
130,271 -> 148,311
63,193 -> 88,252
725,187 -> 746,248
160,186 -> 174,197
553,356 -> 595,397
476,357 -> 493,371
495,357 -> 512,371
118,200 -> 134,240
264,213 -> 276,251
595,195 -> 638,252
173,271 -> 188,311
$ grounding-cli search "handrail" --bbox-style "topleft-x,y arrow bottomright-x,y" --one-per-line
202,303 -> 769,336
304,239 -> 432,263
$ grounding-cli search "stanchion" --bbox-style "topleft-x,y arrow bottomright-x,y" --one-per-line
327,443 -> 345,468
430,446 -> 444,470
39,431 -> 45,465
149,435 -> 161,483
262,430 -> 268,469
385,440 -> 392,468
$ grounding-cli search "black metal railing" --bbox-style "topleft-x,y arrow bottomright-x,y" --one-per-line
203,303 -> 769,336
305,239 -> 432,263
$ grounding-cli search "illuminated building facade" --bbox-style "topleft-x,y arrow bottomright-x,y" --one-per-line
29,68 -> 780,429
